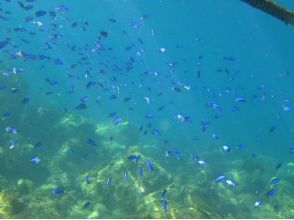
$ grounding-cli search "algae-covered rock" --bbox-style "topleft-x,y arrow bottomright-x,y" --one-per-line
77,150 -> 172,217
95,120 -> 139,147
0,191 -> 10,218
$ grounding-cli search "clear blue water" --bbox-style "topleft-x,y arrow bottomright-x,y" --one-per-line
1,0 -> 294,218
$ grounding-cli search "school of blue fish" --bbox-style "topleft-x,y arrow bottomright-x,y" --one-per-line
0,0 -> 294,218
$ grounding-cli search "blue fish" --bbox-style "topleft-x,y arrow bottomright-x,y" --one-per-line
83,201 -> 91,209
124,171 -> 128,180
145,113 -> 154,119
201,121 -> 210,132
234,97 -> 247,103
113,116 -> 122,125
161,199 -> 168,212
124,97 -> 132,102
237,144 -> 246,150
157,106 -> 165,111
215,175 -> 225,183
105,178 -> 111,185
128,155 -> 140,163
87,138 -> 96,147
35,10 -> 47,17
24,15 -> 35,22
145,159 -> 155,172
161,189 -> 167,199
276,162 -> 282,170
86,81 -> 96,88
265,189 -> 276,197
0,39 -> 9,49
54,58 -> 63,65
22,97 -> 30,104
108,18 -> 116,23
231,106 -> 240,112
151,128 -> 161,136
138,166 -> 143,177
191,153 -> 198,164
109,94 -> 117,100
269,125 -> 276,133
34,142 -> 42,149
166,148 -> 181,160
52,188 -> 64,196
75,103 -> 87,110
30,157 -> 41,164
184,116 -> 193,123
85,175 -> 90,184
108,112 -> 117,117
289,147 -> 294,153
2,111 -> 11,120
271,177 -> 280,185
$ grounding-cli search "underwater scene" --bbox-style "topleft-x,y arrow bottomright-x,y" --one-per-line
1,0 -> 294,218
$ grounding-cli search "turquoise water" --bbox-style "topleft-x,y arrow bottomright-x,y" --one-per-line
1,0 -> 294,218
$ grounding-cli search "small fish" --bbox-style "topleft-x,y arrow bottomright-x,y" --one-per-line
269,125 -> 276,133
276,162 -> 282,170
254,200 -> 263,207
289,147 -> 294,154
222,145 -> 231,152
22,97 -> 30,104
231,106 -> 240,112
201,121 -> 210,132
273,204 -> 280,212
75,103 -> 87,110
265,189 -> 276,197
223,56 -> 235,62
108,18 -> 116,23
30,157 -> 41,164
105,178 -> 111,185
234,97 -> 247,103
128,155 -> 140,163
282,103 -> 291,112
2,111 -> 11,120
145,159 -> 155,172
0,39 -> 9,49
108,112 -> 117,117
34,142 -> 42,149
54,58 -> 63,65
197,70 -> 200,79
5,126 -> 17,134
157,106 -> 164,111
270,177 -> 280,185
109,94 -> 117,100
226,180 -> 235,187
159,48 -> 166,53
124,171 -> 128,180
237,144 -> 246,150
87,138 -> 96,147
100,30 -> 108,38
52,188 -> 64,196
83,201 -> 91,209
161,189 -> 167,199
191,153 -> 198,164
215,175 -> 225,183
145,113 -> 154,119
151,128 -> 161,136
113,116 -> 122,125
35,10 -> 47,17
138,166 -> 143,177
161,199 -> 167,212
85,175 -> 90,184
212,133 -> 220,140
